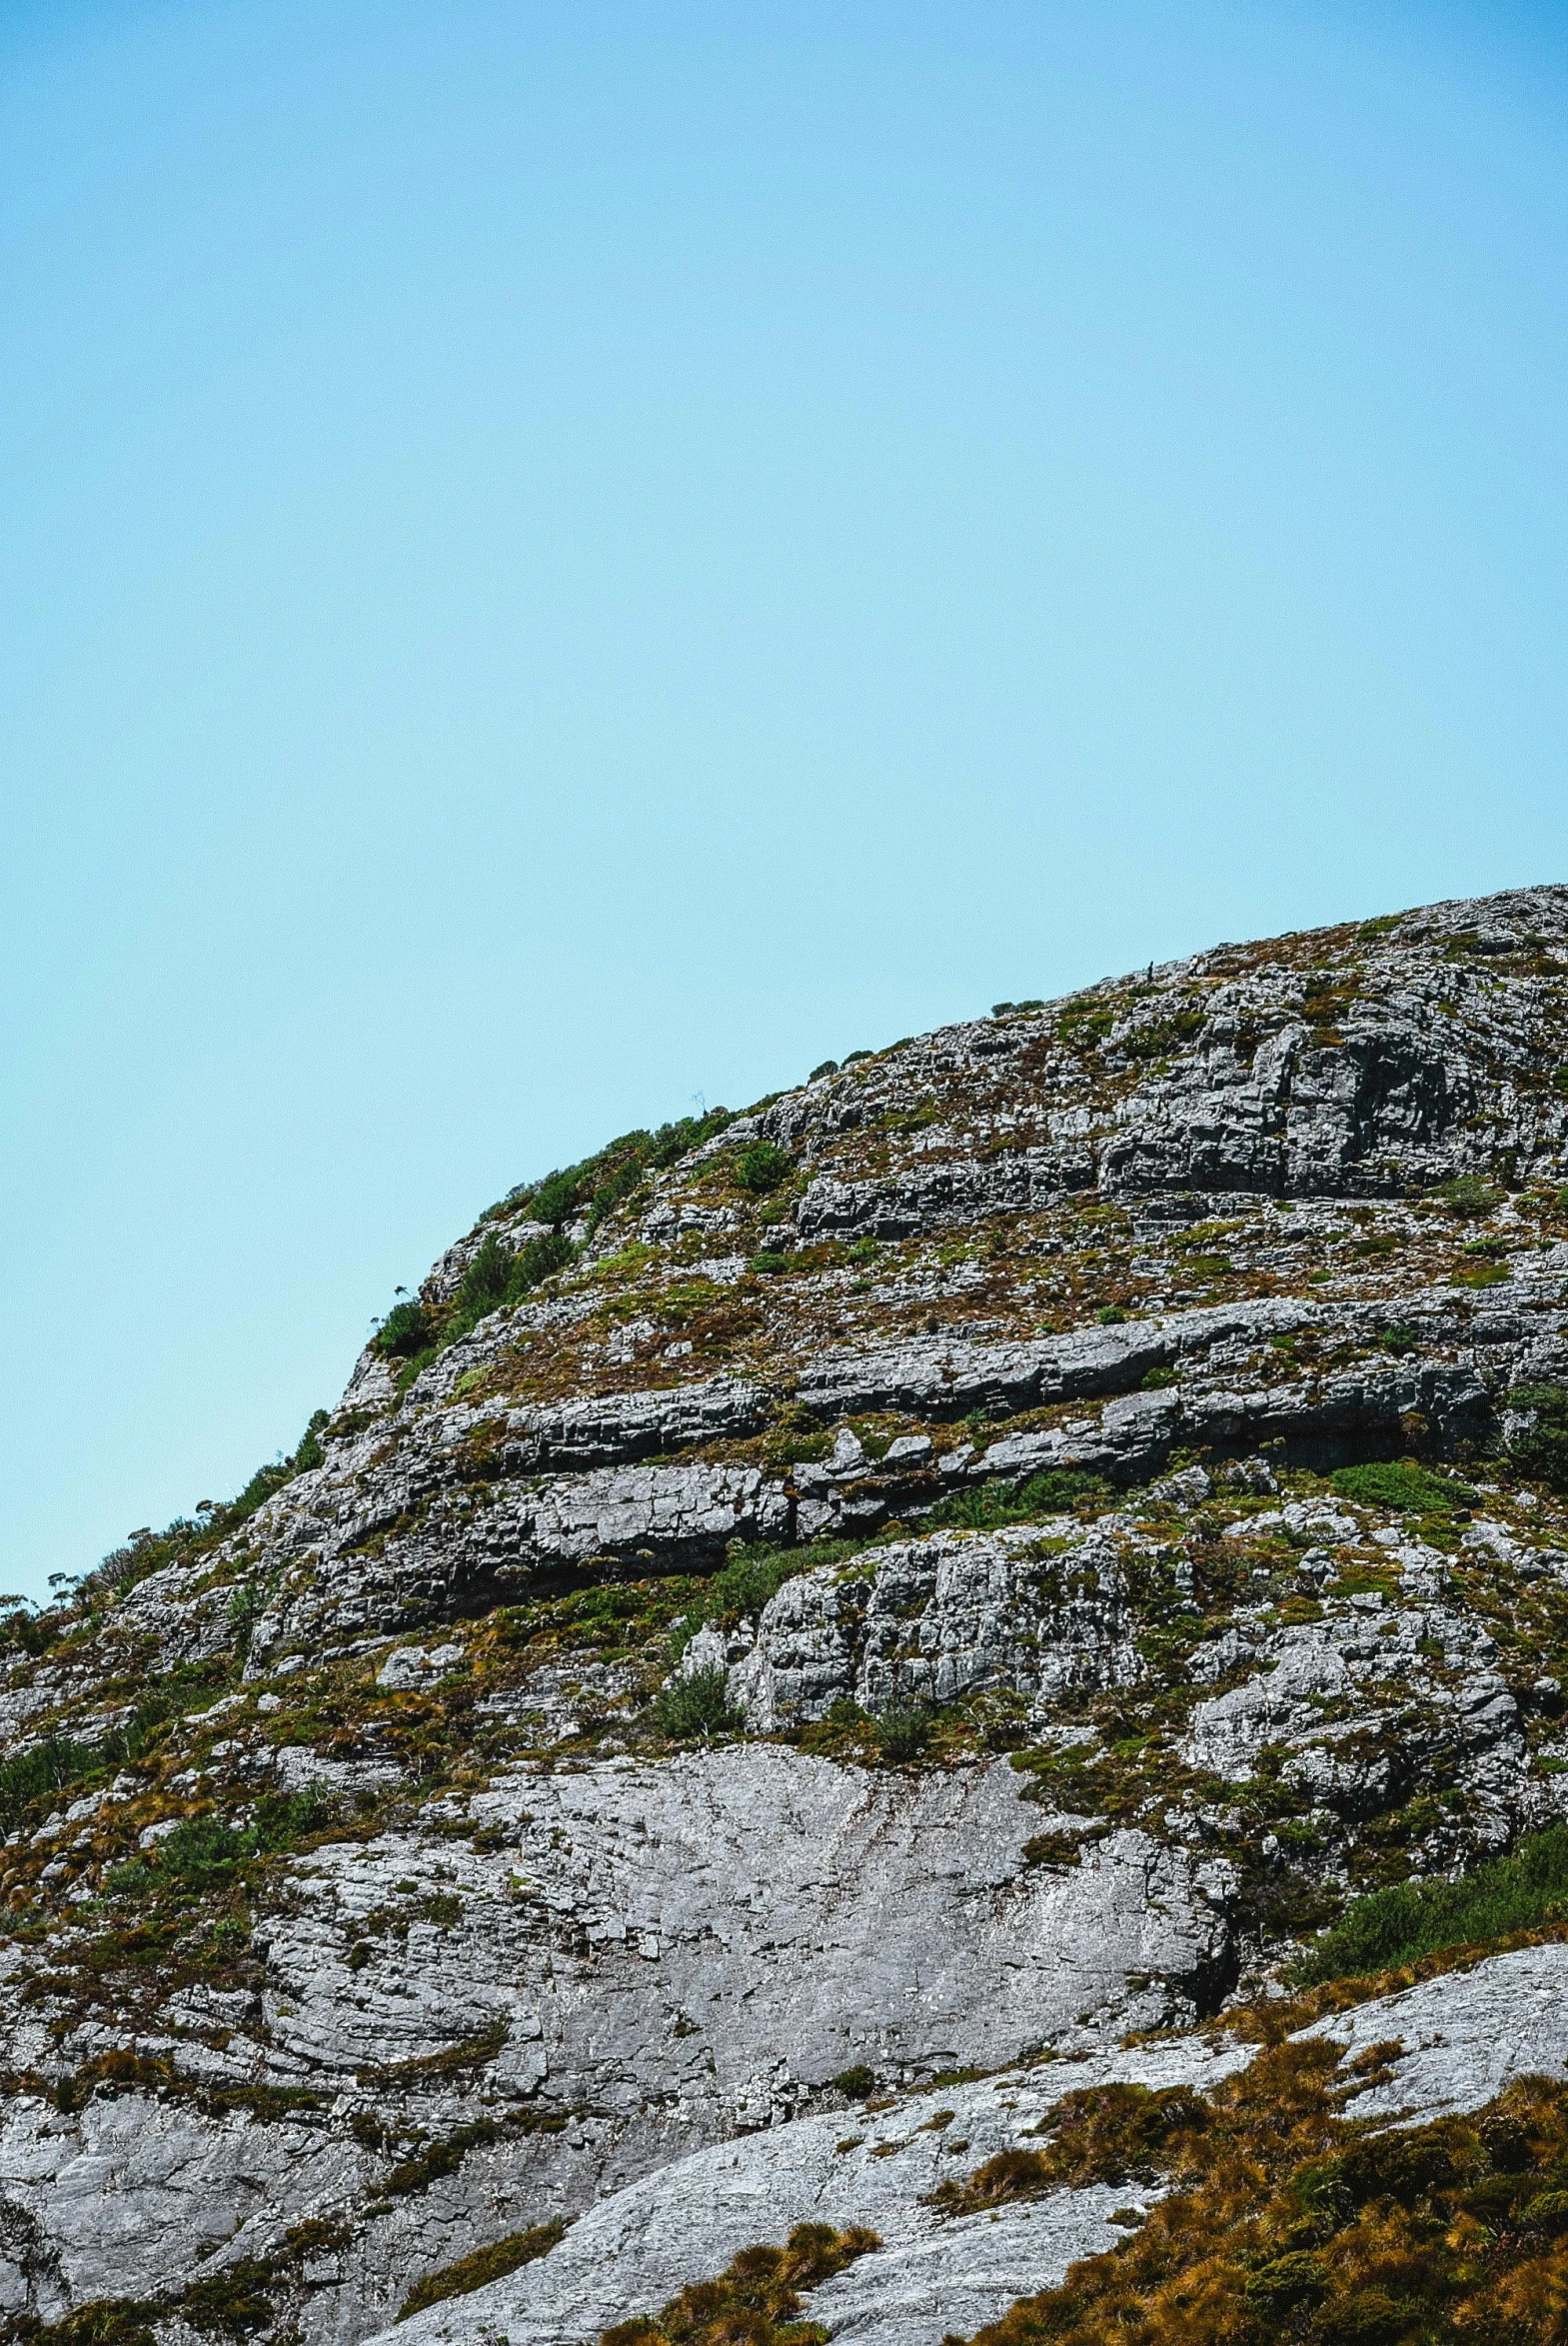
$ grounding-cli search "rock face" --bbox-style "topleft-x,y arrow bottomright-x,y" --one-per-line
7,885 -> 1568,2346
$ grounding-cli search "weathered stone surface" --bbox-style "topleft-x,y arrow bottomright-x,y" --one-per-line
726,1528 -> 1141,1728
9,887 -> 1568,2346
379,1941 -> 1568,2346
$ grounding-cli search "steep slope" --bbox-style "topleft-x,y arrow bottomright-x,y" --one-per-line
6,885 -> 1568,2346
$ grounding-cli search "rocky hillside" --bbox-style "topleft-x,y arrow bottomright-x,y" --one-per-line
9,884 -> 1568,2346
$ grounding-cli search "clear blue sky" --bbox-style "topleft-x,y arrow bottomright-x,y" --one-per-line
4,0 -> 1567,1599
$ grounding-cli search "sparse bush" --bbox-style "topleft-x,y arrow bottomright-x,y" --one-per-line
105,1858 -> 157,1898
448,1228 -> 576,1343
0,1736 -> 103,1838
374,1299 -> 434,1359
735,1140 -> 791,1195
227,1579 -> 266,1653
833,2065 -> 877,2097
253,1784 -> 339,1851
928,1470 -> 1111,1531
21,2301 -> 163,2346
398,2222 -> 568,2321
1433,1174 -> 1500,1216
654,1665 -> 739,1741
506,1227 -> 574,1299
873,1703 -> 930,1763
292,1409 -> 329,1472
710,1543 -> 801,1620
455,1232 -> 512,1319
1329,1459 -> 1475,1512
1292,1824 -> 1568,1984
596,2221 -> 879,2346
529,1169 -> 582,1226
1508,1384 -> 1568,1492
180,2257 -> 275,2335
160,1817 -> 249,1887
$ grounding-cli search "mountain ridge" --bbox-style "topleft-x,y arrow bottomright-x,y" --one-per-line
7,882 -> 1568,2346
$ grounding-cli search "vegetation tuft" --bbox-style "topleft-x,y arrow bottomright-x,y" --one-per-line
1327,1460 -> 1475,1513
929,1471 -> 1112,1531
1508,1385 -> 1568,1493
597,2221 -> 880,2346
398,2222 -> 568,2320
932,2080 -> 1210,2215
734,1139 -> 792,1195
1291,1826 -> 1568,1985
873,1703 -> 932,1763
654,1664 -> 740,1742
954,2042 -> 1568,2346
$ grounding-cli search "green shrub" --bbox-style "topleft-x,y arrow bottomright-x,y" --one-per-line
20,2302 -> 163,2346
455,1232 -> 512,1318
1293,1824 -> 1568,1984
506,1227 -> 574,1300
710,1544 -> 802,1619
735,1140 -> 791,1195
1328,1460 -> 1475,1512
160,1817 -> 250,1887
874,1703 -> 931,1762
808,1060 -> 839,1081
292,1409 -> 329,1472
105,1858 -> 157,1898
1508,1384 -> 1568,1493
179,2258 -> 275,2336
374,1299 -> 434,1359
597,2223 -> 879,2346
1377,1324 -> 1417,1354
654,1665 -> 739,1741
0,1735 -> 107,1838
1433,1174 -> 1501,1216
253,1785 -> 339,1851
228,1580 -> 266,1652
833,2065 -> 877,2097
398,2222 -> 568,2320
1097,1304 -> 1128,1324
1120,1008 -> 1207,1060
529,1169 -> 582,1226
665,1612 -> 703,1664
928,1470 -> 1111,1531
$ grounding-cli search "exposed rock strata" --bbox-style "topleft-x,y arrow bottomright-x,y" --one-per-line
6,888 -> 1568,2346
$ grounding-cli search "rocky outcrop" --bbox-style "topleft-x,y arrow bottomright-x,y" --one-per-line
382,1942 -> 1568,2346
7,887 -> 1568,2346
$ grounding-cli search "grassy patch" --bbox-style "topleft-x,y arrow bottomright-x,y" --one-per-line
653,1664 -> 740,1741
929,1471 -> 1112,1531
1291,1825 -> 1568,1984
596,2222 -> 880,2346
1328,1460 -> 1475,1512
398,2222 -> 569,2320
957,2042 -> 1568,2346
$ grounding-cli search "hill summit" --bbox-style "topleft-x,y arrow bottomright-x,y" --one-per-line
8,885 -> 1568,2346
